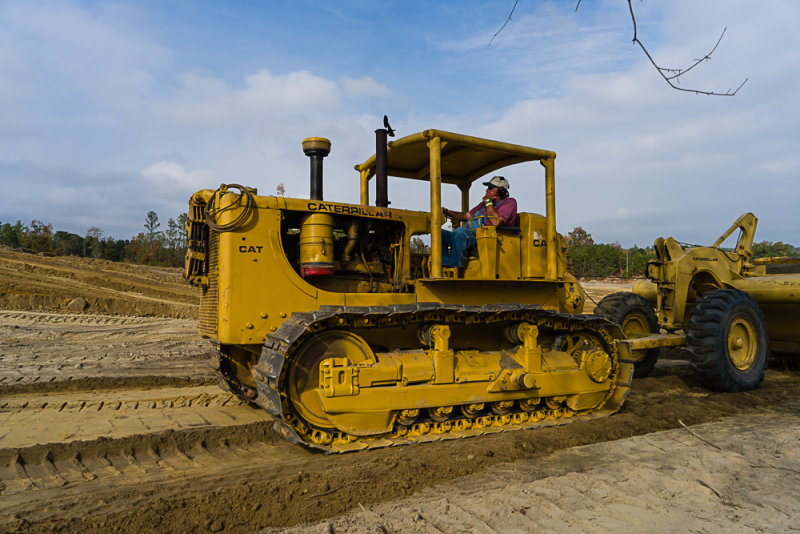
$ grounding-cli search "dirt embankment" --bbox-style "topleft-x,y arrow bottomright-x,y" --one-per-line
1,253 -> 799,533
0,246 -> 199,318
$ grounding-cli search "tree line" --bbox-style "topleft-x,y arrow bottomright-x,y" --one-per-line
0,211 -> 188,267
565,226 -> 800,279
2,215 -> 796,275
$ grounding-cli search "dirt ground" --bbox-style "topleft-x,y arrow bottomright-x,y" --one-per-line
0,246 -> 198,318
1,248 -> 799,533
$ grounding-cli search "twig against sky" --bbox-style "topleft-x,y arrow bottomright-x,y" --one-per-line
622,0 -> 748,95
489,0 -> 518,46
492,0 -> 748,96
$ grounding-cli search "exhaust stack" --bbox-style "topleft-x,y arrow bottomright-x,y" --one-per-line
302,137 -> 331,200
375,129 -> 390,207
375,116 -> 395,207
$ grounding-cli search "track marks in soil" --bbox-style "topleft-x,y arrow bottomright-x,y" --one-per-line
0,382 -> 308,528
0,310 -> 213,388
0,419 -> 307,528
0,385 -> 267,449
1,310 -> 190,326
9,366 -> 799,534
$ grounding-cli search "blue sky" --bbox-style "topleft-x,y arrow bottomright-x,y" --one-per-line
1,0 -> 798,247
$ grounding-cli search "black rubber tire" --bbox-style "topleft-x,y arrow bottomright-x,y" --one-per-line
594,292 -> 659,378
686,289 -> 768,392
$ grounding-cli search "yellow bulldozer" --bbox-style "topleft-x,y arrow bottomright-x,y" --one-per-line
184,127 -> 634,452
594,213 -> 800,391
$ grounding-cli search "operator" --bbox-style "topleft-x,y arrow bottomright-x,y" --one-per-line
440,175 -> 517,268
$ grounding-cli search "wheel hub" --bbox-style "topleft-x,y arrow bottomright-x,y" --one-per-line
582,348 -> 612,383
622,313 -> 651,363
727,316 -> 757,371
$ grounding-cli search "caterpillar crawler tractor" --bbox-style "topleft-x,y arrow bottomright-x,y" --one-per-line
595,213 -> 800,391
185,127 -> 634,452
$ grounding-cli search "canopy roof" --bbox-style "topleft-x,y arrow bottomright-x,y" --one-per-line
355,129 -> 556,189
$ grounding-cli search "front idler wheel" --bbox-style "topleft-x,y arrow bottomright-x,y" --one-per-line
286,330 -> 376,430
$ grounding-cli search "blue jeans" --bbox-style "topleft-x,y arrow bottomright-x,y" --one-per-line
442,226 -> 476,268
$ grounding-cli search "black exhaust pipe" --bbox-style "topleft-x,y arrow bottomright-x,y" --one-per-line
302,137 -> 331,200
375,128 -> 389,207
375,115 -> 395,208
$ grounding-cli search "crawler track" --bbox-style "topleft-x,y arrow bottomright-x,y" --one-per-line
252,304 -> 634,452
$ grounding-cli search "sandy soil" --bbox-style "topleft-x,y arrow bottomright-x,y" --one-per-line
267,410 -> 800,533
579,279 -> 638,313
0,246 -> 198,318
1,248 -> 799,533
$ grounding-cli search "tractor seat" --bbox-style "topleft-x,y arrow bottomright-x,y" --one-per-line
497,214 -> 521,234
496,225 -> 521,235
466,216 -> 521,260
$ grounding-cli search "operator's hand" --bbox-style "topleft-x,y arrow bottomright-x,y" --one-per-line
442,207 -> 459,222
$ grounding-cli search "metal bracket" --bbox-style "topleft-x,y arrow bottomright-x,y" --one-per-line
320,358 -> 360,397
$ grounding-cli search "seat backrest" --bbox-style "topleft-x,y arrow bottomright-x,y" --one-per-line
497,214 -> 521,234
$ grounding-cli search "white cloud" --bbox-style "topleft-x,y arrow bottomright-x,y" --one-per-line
0,0 -> 797,249
759,159 -> 800,176
339,76 -> 391,99
142,160 -> 217,193
0,1 -> 169,102
467,0 -> 800,246
153,69 -> 342,127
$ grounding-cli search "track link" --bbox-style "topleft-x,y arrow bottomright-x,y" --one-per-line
250,304 -> 634,453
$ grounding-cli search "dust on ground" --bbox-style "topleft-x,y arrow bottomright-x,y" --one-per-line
1,248 -> 799,533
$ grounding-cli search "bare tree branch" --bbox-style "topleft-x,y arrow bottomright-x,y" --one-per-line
622,0 -> 748,95
494,0 -> 748,96
490,0 -> 519,46
663,27 -> 727,80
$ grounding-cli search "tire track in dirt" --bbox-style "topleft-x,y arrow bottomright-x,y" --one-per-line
0,310 -> 213,388
0,384 -> 309,528
0,423 -> 307,530
0,385 -> 261,448
1,310 -> 190,325
4,364 -> 800,534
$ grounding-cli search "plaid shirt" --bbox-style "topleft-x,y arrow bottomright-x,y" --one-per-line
468,197 -> 517,228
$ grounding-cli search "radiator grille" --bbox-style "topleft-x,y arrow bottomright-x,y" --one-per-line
199,230 -> 219,336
